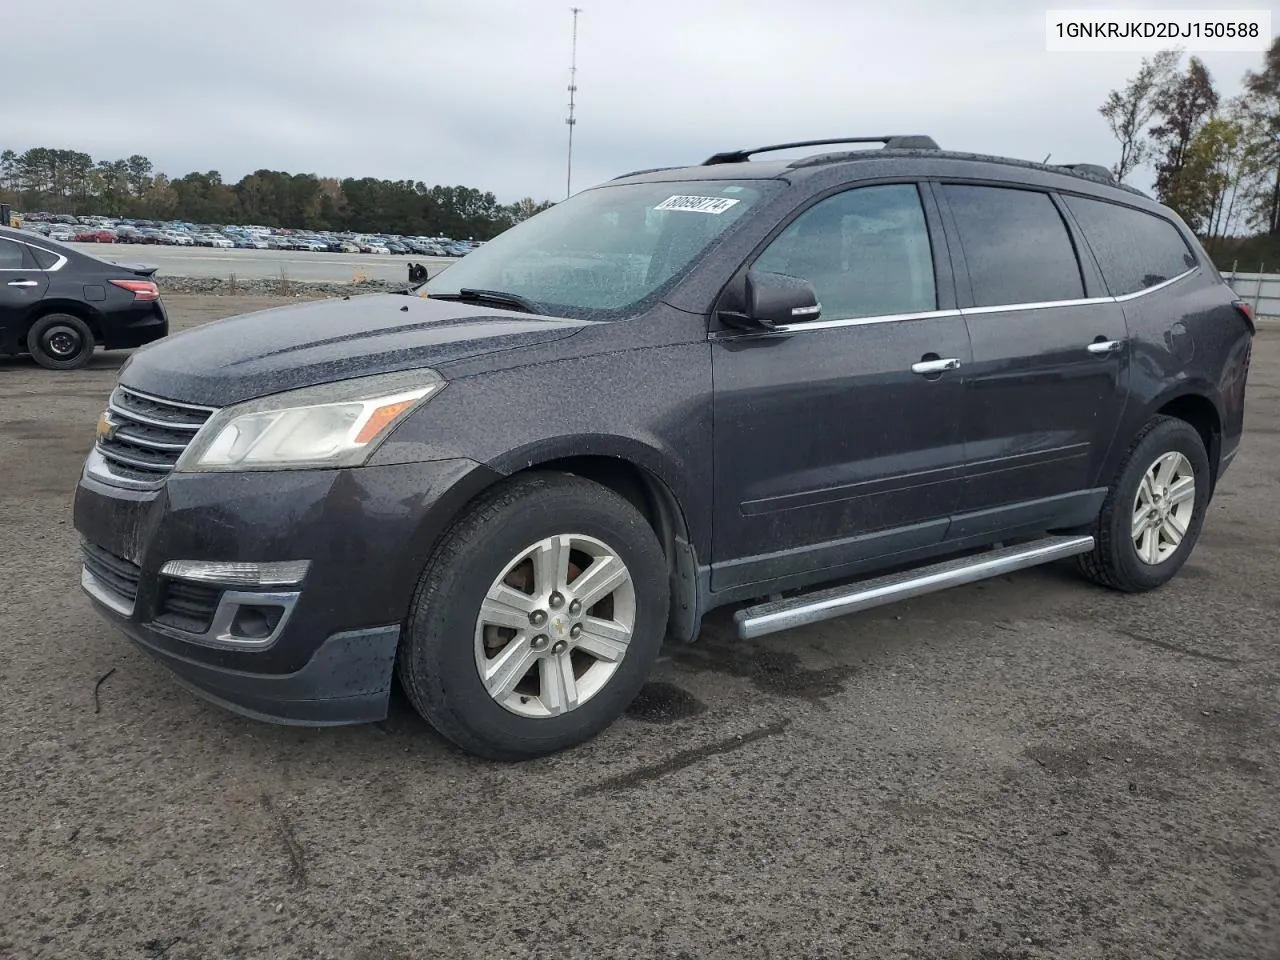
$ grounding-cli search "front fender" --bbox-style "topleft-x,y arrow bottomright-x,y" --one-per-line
368,343 -> 714,558
486,432 -> 690,501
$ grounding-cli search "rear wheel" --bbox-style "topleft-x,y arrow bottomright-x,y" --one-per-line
27,314 -> 95,370
1077,416 -> 1211,592
397,473 -> 669,760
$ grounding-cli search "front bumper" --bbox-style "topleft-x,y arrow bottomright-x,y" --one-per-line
87,601 -> 401,725
73,455 -> 499,725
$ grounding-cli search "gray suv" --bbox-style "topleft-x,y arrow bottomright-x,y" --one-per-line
73,136 -> 1255,759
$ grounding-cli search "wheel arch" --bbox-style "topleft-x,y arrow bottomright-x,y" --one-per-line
486,440 -> 705,643
23,299 -> 106,345
1152,389 -> 1223,491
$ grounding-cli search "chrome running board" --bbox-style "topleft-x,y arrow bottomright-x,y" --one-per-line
734,535 -> 1094,640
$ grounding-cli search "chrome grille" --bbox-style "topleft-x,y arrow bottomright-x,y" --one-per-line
97,386 -> 216,483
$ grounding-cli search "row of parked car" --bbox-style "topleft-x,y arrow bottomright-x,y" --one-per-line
18,213 -> 480,258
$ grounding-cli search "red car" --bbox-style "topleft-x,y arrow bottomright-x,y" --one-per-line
73,230 -> 116,243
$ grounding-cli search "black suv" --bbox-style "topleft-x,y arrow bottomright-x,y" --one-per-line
73,136 -> 1255,759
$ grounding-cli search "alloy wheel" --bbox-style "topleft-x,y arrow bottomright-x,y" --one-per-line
474,533 -> 636,718
1131,451 -> 1196,565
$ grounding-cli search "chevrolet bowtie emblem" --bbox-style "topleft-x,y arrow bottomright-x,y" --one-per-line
553,618 -> 565,635
95,412 -> 117,444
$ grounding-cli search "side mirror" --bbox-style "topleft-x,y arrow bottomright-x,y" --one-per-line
719,269 -> 821,330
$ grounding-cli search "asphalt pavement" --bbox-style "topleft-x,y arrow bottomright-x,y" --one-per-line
1,297 -> 1277,960
62,242 -> 454,283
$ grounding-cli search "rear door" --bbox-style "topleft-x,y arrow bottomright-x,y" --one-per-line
936,182 -> 1129,536
710,181 -> 972,590
0,238 -> 51,353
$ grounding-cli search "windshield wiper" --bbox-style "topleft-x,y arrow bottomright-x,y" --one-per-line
436,288 -> 543,314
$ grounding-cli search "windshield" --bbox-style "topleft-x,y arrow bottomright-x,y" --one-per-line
423,179 -> 770,318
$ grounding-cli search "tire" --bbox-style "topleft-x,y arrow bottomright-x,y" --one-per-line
1077,415 -> 1211,593
26,313 -> 95,371
397,472 -> 670,760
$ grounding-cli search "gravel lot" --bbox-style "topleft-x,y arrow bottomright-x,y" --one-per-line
61,242 -> 453,285
2,295 -> 1277,960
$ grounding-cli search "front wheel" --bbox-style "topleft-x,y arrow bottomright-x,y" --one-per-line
1077,415 -> 1211,592
397,473 -> 670,760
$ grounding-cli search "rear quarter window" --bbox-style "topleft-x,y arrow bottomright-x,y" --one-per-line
28,246 -> 60,269
1061,195 -> 1197,296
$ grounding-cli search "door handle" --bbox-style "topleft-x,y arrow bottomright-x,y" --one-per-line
7,280 -> 38,287
911,357 -> 961,375
1087,338 -> 1124,355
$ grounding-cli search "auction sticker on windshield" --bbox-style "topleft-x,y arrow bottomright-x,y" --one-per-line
654,195 -> 741,214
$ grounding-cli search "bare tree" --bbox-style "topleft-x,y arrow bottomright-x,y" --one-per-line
1100,49 -> 1181,181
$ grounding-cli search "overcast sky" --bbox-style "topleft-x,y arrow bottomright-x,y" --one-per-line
7,0 -> 1275,202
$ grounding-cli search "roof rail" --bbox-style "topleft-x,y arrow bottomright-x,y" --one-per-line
1059,163 -> 1116,183
702,136 -> 939,165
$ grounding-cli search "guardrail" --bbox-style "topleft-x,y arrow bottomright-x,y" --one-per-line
1223,268 -> 1280,319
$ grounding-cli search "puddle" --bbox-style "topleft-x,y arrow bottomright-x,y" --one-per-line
669,641 -> 855,706
625,681 -> 706,723
575,720 -> 791,796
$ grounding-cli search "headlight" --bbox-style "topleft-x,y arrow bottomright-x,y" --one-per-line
174,369 -> 443,472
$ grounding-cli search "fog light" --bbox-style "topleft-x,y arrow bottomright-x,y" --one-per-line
229,604 -> 286,640
160,559 -> 310,587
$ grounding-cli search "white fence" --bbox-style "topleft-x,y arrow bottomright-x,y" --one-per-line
1223,270 -> 1280,319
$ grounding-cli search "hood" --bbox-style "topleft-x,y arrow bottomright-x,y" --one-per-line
120,293 -> 589,406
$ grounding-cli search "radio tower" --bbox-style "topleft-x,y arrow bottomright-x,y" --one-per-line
565,7 -> 582,199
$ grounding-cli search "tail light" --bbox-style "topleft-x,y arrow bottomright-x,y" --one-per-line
109,279 -> 160,302
1231,299 -> 1256,334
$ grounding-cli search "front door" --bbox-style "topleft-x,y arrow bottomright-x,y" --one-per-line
0,237 -> 50,353
710,182 -> 971,592
936,183 -> 1129,533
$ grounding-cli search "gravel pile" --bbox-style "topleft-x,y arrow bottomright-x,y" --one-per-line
158,275 -> 411,298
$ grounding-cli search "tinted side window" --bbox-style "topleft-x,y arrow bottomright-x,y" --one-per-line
29,245 -> 60,269
1061,195 -> 1196,296
942,185 -> 1084,307
0,238 -> 29,269
754,183 -> 936,319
